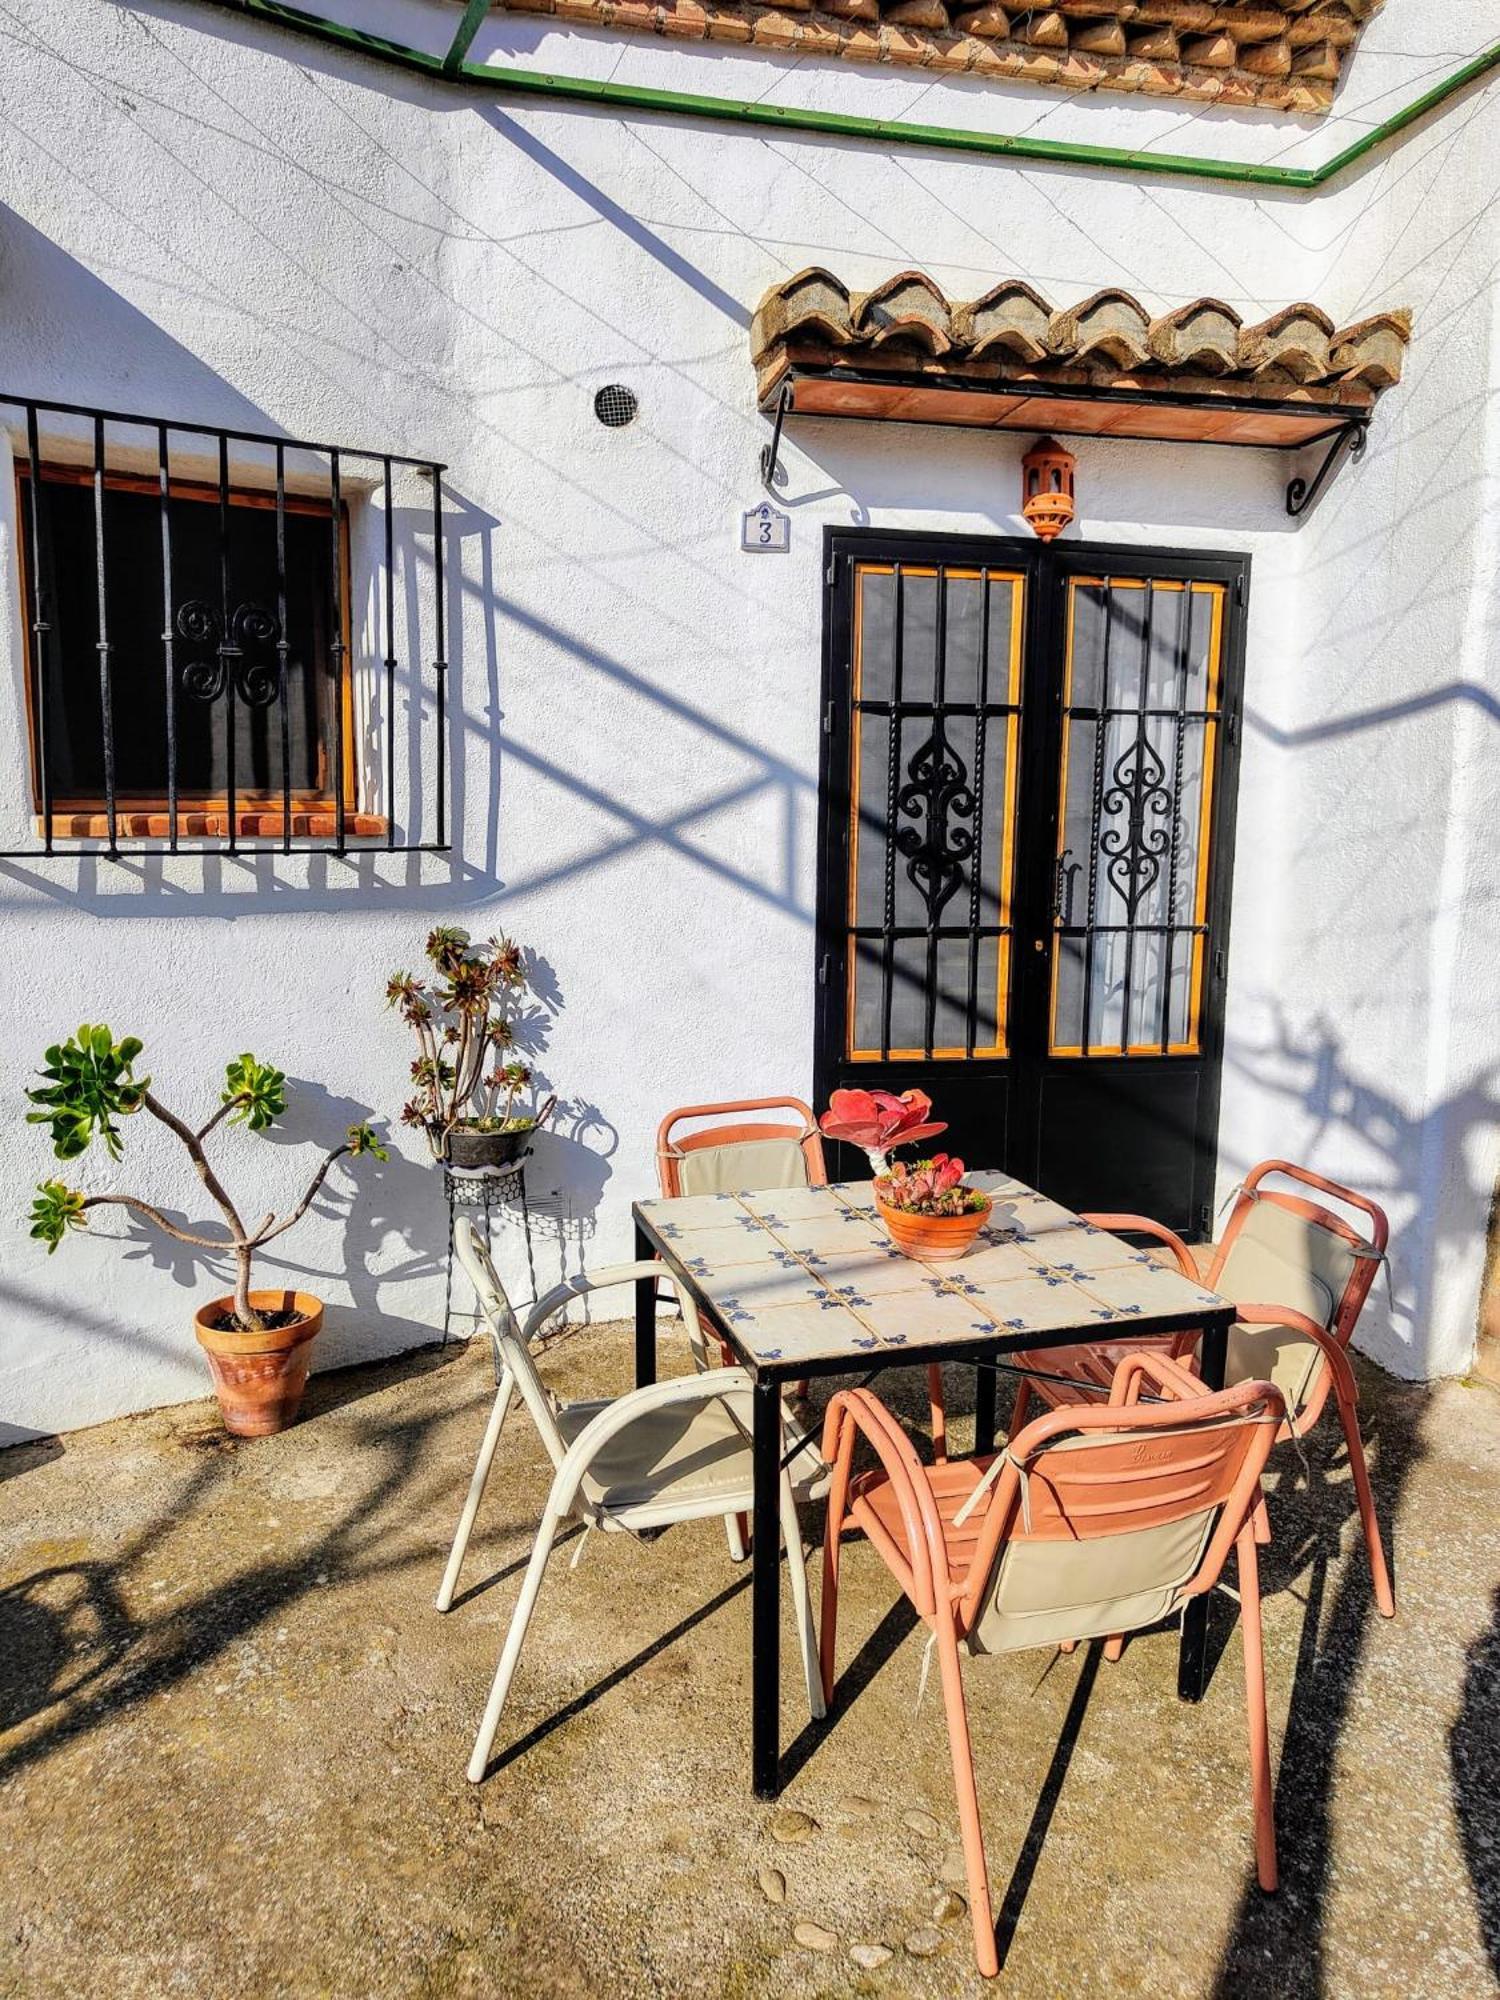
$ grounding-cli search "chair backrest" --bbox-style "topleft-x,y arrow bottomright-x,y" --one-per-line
454,1222 -> 569,1471
656,1096 -> 827,1199
1208,1160 -> 1388,1416
962,1378 -> 1282,1657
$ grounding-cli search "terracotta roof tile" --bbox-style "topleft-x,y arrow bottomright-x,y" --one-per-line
475,0 -> 1382,111
751,268 -> 1411,410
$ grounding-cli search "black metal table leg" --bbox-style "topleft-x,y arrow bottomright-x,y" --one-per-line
975,1360 -> 997,1457
1178,1319 -> 1229,1701
751,1376 -> 782,1799
634,1220 -> 657,1388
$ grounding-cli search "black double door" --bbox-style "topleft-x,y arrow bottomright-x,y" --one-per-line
813,528 -> 1248,1239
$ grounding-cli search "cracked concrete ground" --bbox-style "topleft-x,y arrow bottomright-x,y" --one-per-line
2,1320 -> 1497,1999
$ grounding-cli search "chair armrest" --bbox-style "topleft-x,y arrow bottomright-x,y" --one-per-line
1080,1212 -> 1198,1279
821,1388 -> 951,1616
522,1260 -> 705,1356
1109,1349 -> 1210,1407
1234,1302 -> 1359,1409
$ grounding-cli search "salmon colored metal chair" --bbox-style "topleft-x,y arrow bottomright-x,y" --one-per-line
656,1096 -> 828,1199
442,1224 -> 827,1781
1010,1160 -> 1394,1619
655,1095 -> 829,1490
656,1098 -> 949,1466
820,1355 -> 1286,1978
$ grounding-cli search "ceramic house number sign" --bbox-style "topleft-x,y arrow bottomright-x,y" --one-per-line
741,500 -> 790,552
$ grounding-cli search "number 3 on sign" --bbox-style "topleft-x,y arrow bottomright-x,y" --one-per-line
741,501 -> 790,553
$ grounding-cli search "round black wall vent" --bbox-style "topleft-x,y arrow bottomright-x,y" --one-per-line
593,384 -> 639,429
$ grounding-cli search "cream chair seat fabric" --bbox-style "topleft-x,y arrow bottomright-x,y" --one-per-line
672,1136 -> 812,1198
557,1393 -> 827,1514
1213,1198 -> 1372,1415
968,1509 -> 1216,1655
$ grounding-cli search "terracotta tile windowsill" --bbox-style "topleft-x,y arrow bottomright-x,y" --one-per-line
38,810 -> 389,841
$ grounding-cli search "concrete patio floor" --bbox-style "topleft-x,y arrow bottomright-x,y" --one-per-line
2,1318 -> 1497,1999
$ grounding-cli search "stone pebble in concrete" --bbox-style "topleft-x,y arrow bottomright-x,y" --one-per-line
756,1866 -> 786,1904
850,1942 -> 894,1968
792,1919 -> 838,1952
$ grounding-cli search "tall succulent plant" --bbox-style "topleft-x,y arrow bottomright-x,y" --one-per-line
386,928 -> 534,1158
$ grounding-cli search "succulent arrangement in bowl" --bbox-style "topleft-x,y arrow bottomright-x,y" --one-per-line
873,1153 -> 992,1260
817,1088 -> 991,1260
387,928 -> 555,1168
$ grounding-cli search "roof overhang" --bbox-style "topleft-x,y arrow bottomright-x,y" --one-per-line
751,270 -> 1410,507
759,354 -> 1372,451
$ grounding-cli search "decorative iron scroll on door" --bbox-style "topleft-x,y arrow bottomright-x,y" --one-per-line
1099,731 -> 1177,920
176,599 -> 283,707
895,727 -> 977,919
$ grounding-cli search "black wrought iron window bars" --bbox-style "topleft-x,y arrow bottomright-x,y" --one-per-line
846,561 -> 1022,1063
2,391 -> 449,860
1051,575 -> 1224,1058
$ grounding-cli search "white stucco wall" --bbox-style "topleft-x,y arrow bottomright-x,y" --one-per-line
0,0 -> 1495,1438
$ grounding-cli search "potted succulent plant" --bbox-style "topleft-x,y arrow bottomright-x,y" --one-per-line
387,929 -> 555,1168
871,1153 -> 992,1262
818,1088 -> 991,1260
26,1026 -> 386,1436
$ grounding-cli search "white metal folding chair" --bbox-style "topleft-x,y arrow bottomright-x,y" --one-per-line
438,1223 -> 827,1781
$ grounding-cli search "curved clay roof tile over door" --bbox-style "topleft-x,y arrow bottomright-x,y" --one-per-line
750,269 -> 1411,450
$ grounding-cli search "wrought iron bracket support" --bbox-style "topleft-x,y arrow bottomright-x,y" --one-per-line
759,382 -> 792,493
1286,418 -> 1368,517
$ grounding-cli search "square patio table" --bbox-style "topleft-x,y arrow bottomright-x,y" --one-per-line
631,1170 -> 1237,1800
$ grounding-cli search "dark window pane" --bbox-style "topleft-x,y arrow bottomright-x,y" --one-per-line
25,474 -> 338,802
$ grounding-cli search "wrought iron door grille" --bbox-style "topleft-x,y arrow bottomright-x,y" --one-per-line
1050,576 -> 1225,1057
845,561 -> 1024,1062
2,392 -> 449,859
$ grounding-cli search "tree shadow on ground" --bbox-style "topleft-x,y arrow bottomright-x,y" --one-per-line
1212,1373 -> 1429,1999
1451,1587 -> 1500,1983
0,1355 -> 469,1785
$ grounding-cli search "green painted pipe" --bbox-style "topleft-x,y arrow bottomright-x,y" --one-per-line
207,0 -> 1500,191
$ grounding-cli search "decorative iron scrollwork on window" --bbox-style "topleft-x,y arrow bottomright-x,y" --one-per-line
1098,731 -> 1175,920
895,727 -> 976,918
176,600 -> 283,708
1054,846 -> 1082,928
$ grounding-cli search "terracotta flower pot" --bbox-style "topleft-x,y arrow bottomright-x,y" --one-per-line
193,1290 -> 324,1437
875,1194 -> 992,1263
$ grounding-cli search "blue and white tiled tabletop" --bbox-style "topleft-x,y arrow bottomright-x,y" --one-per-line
632,1172 -> 1233,1373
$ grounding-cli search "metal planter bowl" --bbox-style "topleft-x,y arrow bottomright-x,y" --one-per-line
443,1123 -> 533,1170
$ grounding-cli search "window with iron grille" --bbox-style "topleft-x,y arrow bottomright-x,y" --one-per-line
3,396 -> 449,858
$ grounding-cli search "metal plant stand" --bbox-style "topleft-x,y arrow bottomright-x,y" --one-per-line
442,1156 -> 536,1343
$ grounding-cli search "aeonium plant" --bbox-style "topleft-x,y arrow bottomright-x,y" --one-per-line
876,1154 -> 989,1217
386,928 -> 550,1158
26,1026 -> 386,1331
817,1087 -> 948,1175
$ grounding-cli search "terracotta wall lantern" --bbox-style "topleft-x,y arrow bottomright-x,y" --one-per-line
1021,436 -> 1076,541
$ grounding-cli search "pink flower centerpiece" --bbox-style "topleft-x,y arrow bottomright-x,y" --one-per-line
817,1088 -> 949,1175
